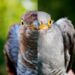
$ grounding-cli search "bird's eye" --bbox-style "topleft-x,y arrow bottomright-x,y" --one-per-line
21,20 -> 24,25
48,19 -> 52,28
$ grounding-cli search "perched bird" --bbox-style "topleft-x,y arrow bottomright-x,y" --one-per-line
38,12 -> 75,75
4,11 -> 75,75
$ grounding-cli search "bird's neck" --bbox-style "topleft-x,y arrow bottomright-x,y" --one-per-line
25,34 -> 38,64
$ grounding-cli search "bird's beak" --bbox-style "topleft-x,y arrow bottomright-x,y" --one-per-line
39,24 -> 48,30
39,20 -> 52,30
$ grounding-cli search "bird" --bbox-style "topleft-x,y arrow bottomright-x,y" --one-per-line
55,18 -> 75,72
17,11 -> 39,75
4,11 -> 75,75
37,12 -> 75,75
4,11 -> 39,75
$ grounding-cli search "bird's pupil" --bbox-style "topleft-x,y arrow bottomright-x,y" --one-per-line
50,20 -> 51,24
22,22 -> 24,25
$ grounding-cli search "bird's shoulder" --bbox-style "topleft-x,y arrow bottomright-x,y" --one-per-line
4,24 -> 21,64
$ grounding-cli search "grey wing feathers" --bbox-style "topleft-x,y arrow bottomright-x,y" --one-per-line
4,24 -> 21,65
56,18 -> 75,71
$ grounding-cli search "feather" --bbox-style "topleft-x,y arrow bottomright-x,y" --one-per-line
4,24 -> 21,75
38,25 -> 68,75
17,26 -> 38,75
56,18 -> 75,71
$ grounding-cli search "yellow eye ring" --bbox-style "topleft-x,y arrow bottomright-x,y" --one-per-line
48,19 -> 52,28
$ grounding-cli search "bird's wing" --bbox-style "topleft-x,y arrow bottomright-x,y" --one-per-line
55,18 -> 75,50
4,24 -> 21,75
55,18 -> 75,71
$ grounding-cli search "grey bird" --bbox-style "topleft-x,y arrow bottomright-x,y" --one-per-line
4,11 -> 75,75
38,12 -> 75,75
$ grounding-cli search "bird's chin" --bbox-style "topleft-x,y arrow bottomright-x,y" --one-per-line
38,29 -> 48,33
25,28 -> 39,40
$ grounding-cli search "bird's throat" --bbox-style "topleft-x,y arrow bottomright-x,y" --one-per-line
25,31 -> 38,63
20,30 -> 39,65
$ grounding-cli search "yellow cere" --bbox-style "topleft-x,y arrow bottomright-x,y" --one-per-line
39,24 -> 48,30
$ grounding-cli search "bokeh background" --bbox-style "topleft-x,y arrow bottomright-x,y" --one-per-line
0,0 -> 75,75
38,0 -> 75,25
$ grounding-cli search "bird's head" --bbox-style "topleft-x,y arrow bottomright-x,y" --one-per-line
21,11 -> 53,31
20,11 -> 53,51
38,11 -> 53,30
20,11 -> 53,65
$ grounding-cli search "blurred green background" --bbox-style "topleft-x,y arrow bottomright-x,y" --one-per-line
0,0 -> 75,75
0,0 -> 37,75
39,0 -> 75,25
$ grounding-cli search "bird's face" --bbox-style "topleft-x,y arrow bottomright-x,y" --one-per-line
21,11 -> 53,31
21,11 -> 38,31
21,19 -> 39,30
38,11 -> 53,30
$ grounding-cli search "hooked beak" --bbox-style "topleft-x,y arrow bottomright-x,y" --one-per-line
39,24 -> 49,30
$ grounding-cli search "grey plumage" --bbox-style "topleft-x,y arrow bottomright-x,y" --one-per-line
56,18 -> 75,72
38,25 -> 67,75
4,11 -> 75,75
17,26 -> 38,75
37,12 -> 75,75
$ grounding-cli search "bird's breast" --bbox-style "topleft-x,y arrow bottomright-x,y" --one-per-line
24,30 -> 39,64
